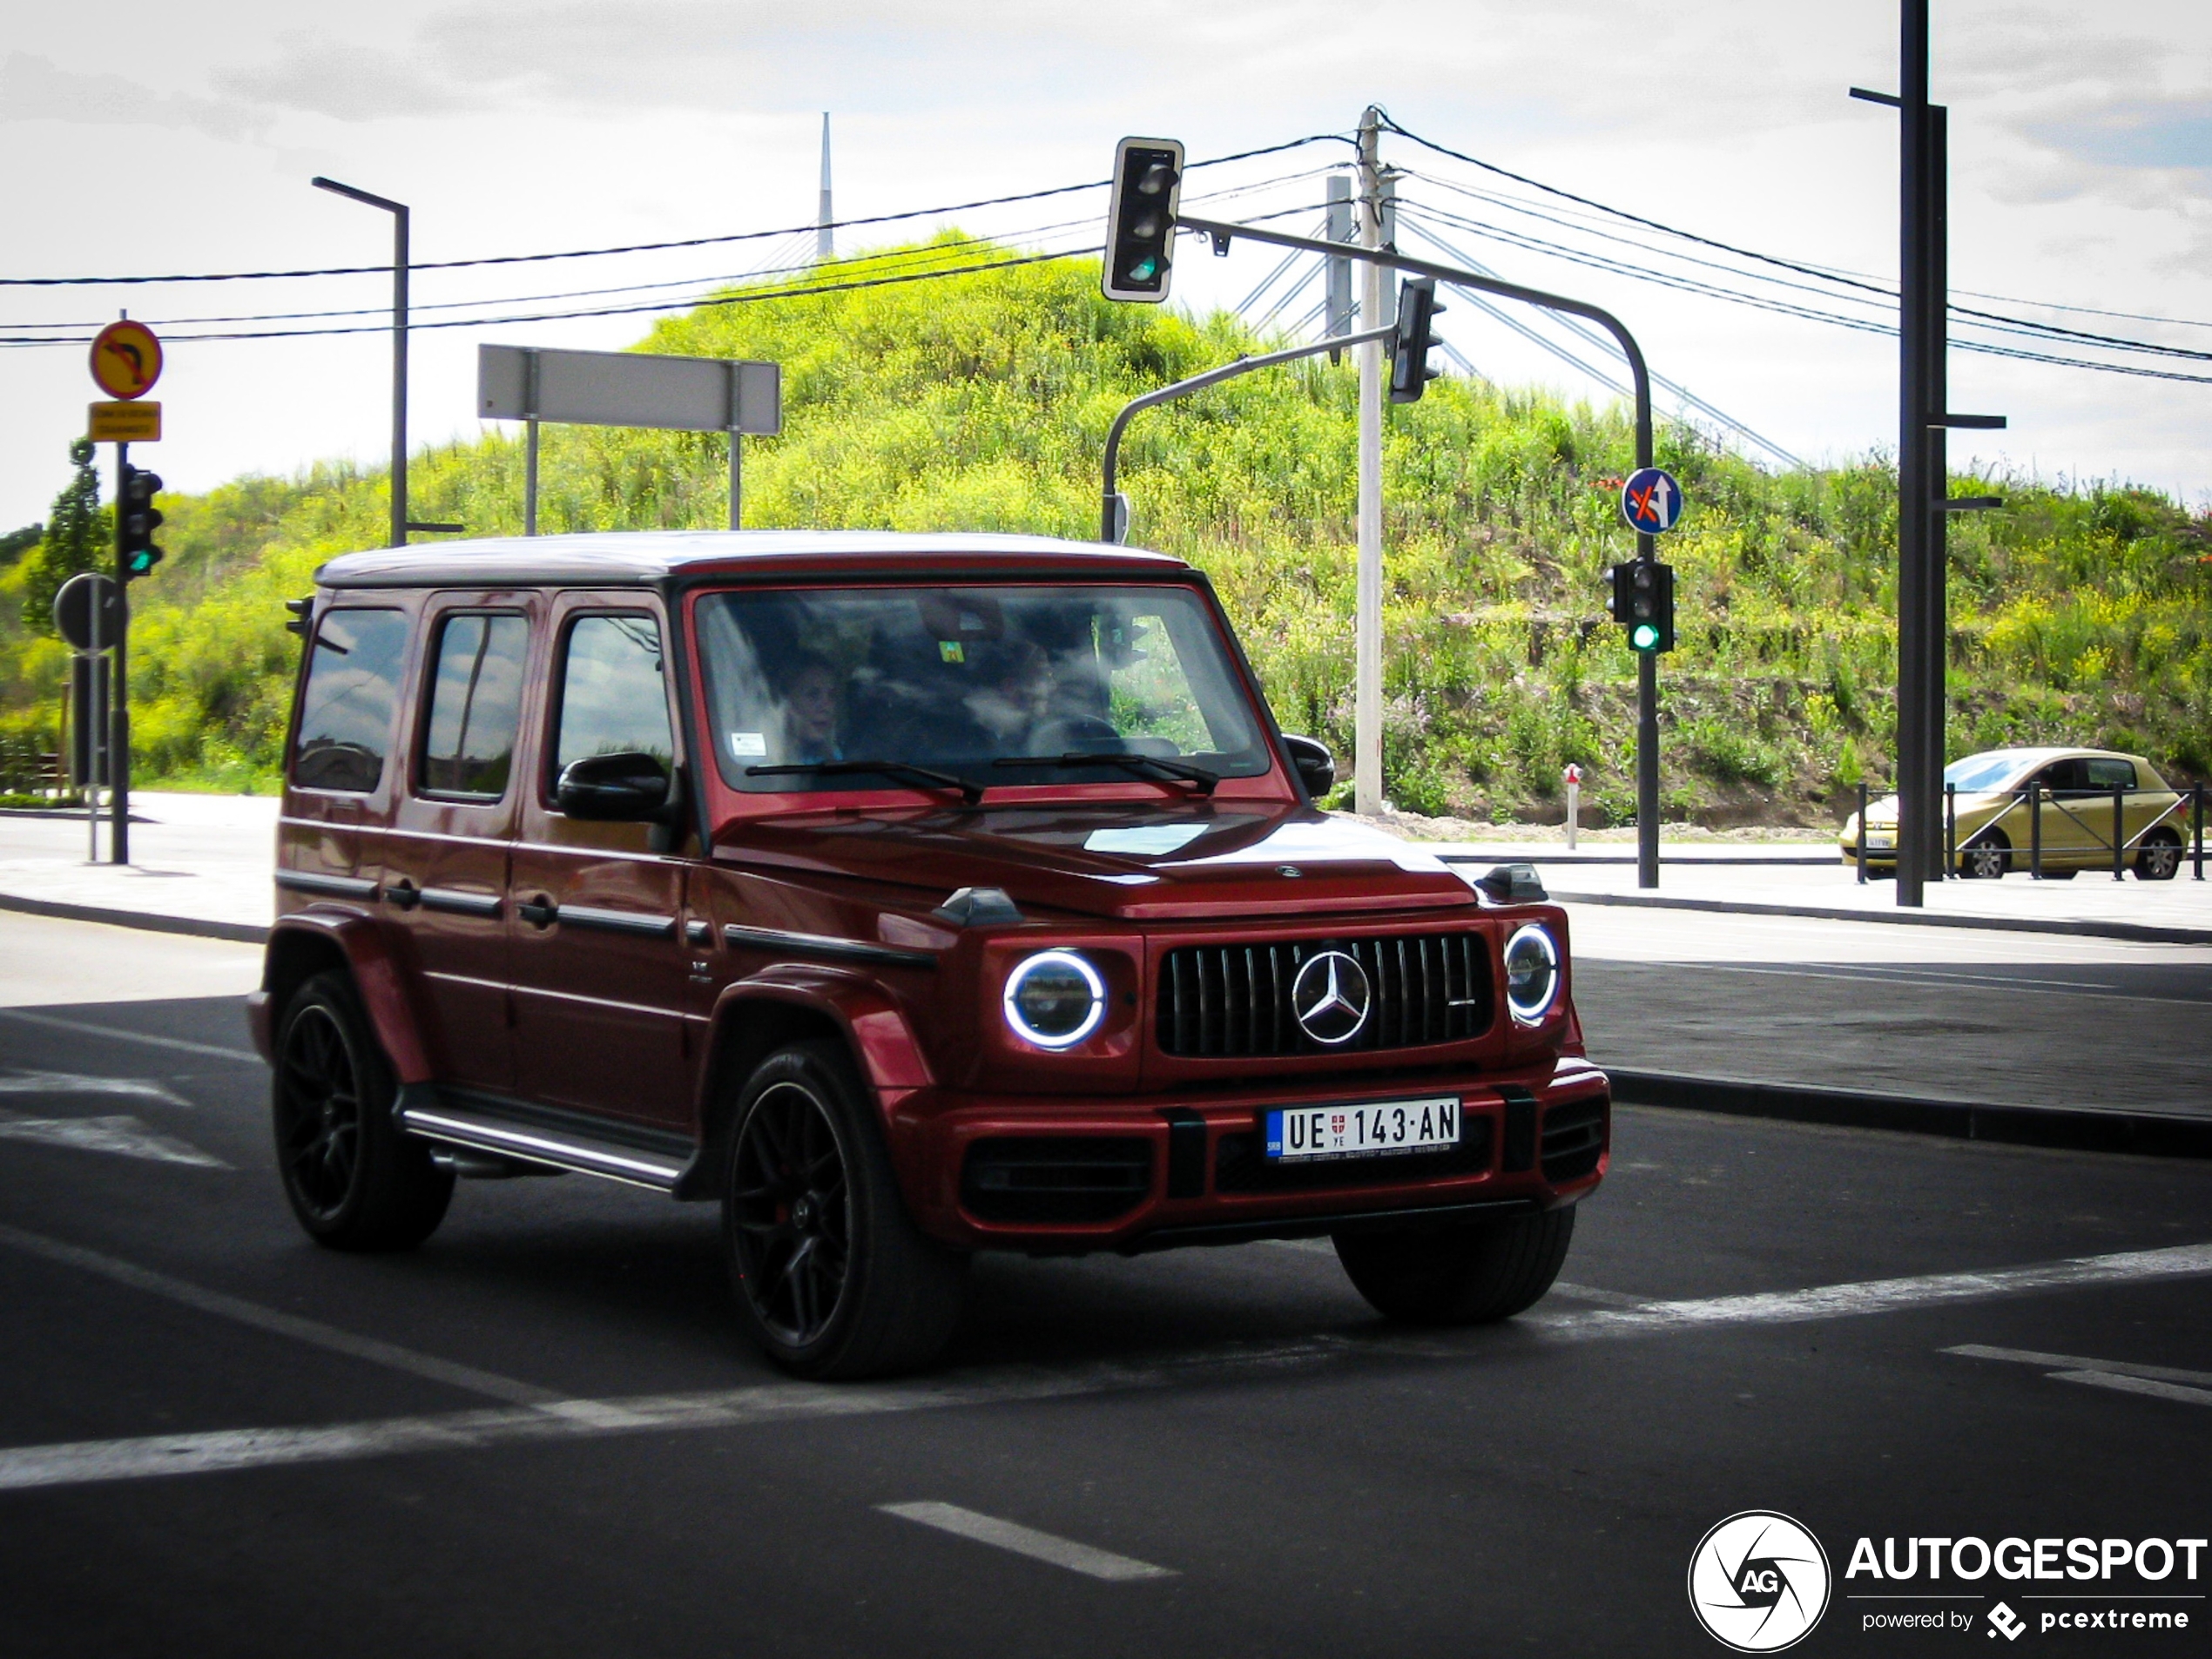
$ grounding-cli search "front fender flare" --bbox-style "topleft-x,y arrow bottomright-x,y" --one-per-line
260,909 -> 435,1085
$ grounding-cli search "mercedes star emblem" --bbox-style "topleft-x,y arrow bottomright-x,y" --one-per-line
1291,950 -> 1372,1045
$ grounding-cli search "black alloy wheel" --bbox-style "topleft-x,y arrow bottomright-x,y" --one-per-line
721,1042 -> 966,1379
728,1075 -> 853,1350
2135,829 -> 2183,881
271,972 -> 452,1251
1959,832 -> 2011,880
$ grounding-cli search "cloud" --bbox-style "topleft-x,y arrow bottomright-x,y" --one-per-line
0,51 -> 264,140
212,35 -> 475,121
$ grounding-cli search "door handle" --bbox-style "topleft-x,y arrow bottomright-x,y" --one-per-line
516,895 -> 557,929
387,879 -> 421,911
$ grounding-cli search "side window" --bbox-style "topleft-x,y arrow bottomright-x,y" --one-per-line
554,614 -> 673,779
2084,758 -> 2136,792
293,608 -> 410,793
420,614 -> 530,799
2036,759 -> 2085,794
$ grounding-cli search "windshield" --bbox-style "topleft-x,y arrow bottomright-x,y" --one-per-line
1943,752 -> 2032,792
694,583 -> 1271,793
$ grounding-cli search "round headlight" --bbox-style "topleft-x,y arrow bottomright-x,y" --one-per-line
1003,950 -> 1106,1049
1503,924 -> 1561,1024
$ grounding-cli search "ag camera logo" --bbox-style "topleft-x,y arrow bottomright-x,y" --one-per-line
1689,1511 -> 1832,1652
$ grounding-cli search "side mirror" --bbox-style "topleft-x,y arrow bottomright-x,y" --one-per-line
556,752 -> 674,821
1474,861 -> 1548,903
1281,734 -> 1336,799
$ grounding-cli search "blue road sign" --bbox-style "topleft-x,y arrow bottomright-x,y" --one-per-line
1620,467 -> 1683,535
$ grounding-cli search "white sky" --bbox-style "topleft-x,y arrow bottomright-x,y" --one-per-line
2,1 -> 2207,530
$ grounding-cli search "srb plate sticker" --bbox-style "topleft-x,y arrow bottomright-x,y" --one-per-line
1265,1096 -> 1460,1162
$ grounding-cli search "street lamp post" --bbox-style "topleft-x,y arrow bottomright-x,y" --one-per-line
312,178 -> 409,550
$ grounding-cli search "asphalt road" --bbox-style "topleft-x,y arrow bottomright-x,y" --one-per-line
2,914 -> 2209,1657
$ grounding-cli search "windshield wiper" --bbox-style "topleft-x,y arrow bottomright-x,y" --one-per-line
993,752 -> 1218,794
746,759 -> 984,806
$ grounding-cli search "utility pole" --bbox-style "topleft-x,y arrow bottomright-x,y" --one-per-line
1325,175 -> 1353,355
110,441 -> 130,864
1354,106 -> 1386,816
313,178 -> 410,549
817,114 -> 834,262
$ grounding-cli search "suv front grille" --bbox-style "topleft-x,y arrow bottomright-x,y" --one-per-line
1157,934 -> 1492,1058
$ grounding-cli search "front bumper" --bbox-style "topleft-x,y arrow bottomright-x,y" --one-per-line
887,1059 -> 1610,1253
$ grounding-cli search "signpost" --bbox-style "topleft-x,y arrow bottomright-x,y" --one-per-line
1620,467 -> 1683,535
1563,763 -> 1583,851
478,346 -> 782,534
84,320 -> 163,864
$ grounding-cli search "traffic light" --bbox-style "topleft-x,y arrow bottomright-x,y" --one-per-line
1102,138 -> 1184,303
1608,558 -> 1675,653
1389,277 -> 1445,403
118,463 -> 165,580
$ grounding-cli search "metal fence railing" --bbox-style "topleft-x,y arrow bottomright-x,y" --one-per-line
1854,780 -> 2208,885
0,735 -> 64,800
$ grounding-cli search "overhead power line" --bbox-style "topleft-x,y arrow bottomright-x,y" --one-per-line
0,132 -> 1350,290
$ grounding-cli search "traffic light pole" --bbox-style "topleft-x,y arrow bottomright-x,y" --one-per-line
1173,213 -> 1662,884
1100,326 -> 1398,541
110,442 -> 131,866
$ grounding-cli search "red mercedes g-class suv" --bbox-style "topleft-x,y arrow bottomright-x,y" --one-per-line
252,532 -> 1608,1377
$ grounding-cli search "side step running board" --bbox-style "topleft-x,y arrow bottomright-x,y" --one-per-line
394,1087 -> 695,1192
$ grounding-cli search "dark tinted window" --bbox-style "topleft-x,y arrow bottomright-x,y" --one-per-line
2038,759 -> 2088,792
2083,757 -> 2136,791
293,609 -> 410,792
555,614 -> 672,775
694,584 -> 1267,792
420,613 -> 529,799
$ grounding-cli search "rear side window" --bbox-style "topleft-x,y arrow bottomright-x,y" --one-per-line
2084,757 -> 2136,791
293,608 -> 410,793
420,614 -> 529,799
554,614 -> 672,776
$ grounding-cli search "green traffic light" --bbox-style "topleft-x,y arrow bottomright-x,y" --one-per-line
1631,623 -> 1660,651
1126,256 -> 1158,282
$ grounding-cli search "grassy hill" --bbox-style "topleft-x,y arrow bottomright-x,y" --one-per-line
3,234 -> 2207,825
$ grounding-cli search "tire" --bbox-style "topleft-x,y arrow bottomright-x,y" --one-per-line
271,972 -> 452,1251
2135,829 -> 2183,881
1332,1206 -> 1575,1325
722,1040 -> 966,1379
1959,831 -> 2010,880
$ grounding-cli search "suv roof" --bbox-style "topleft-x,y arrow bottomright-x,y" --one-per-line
316,529 -> 1192,590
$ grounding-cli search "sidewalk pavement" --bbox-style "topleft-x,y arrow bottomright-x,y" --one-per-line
2,794 -> 2204,1156
1424,840 -> 2212,944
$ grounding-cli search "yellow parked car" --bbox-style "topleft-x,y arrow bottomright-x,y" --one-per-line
1840,747 -> 2191,880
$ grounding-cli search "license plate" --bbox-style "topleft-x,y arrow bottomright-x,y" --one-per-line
1264,1096 -> 1461,1163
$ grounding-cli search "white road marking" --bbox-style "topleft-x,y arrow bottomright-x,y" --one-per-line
0,1008 -> 262,1064
1535,1242 -> 2212,1343
1547,1281 -> 1651,1309
878,1501 -> 1177,1581
3,1239 -> 2208,1495
1943,1344 -> 2212,1389
0,1224 -> 556,1406
0,1111 -> 226,1169
2050,1371 -> 2212,1408
0,1069 -> 192,1107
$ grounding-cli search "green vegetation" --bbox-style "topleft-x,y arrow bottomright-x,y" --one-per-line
2,235 -> 2205,820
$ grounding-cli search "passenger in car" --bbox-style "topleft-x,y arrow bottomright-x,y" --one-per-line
782,654 -> 845,764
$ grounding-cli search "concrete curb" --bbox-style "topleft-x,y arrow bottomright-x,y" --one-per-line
1609,1069 -> 2212,1160
0,890 -> 268,946
1538,887 -> 2212,948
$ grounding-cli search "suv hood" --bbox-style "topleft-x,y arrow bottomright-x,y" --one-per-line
711,805 -> 1482,921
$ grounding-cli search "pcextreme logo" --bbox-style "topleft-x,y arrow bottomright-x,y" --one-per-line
1689,1511 -> 1833,1652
